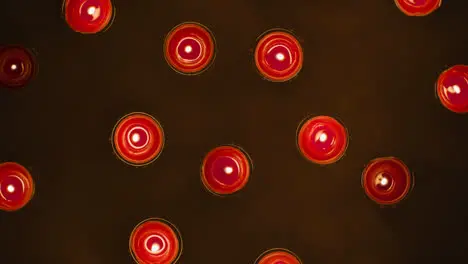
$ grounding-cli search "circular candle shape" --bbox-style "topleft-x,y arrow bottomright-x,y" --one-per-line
0,162 -> 35,211
254,29 -> 303,82
201,145 -> 251,196
112,112 -> 164,166
297,116 -> 348,165
130,218 -> 182,264
63,0 -> 114,34
394,0 -> 441,16
362,157 -> 412,205
164,22 -> 216,75
255,248 -> 302,264
0,46 -> 36,89
436,65 -> 468,113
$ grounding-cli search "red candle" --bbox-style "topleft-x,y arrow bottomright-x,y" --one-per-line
129,218 -> 182,264
297,116 -> 348,165
394,0 -> 442,16
436,65 -> 468,114
0,162 -> 35,211
63,0 -> 114,34
0,46 -> 37,89
201,145 -> 251,196
362,157 -> 412,205
164,22 -> 216,75
112,112 -> 164,166
255,249 -> 302,264
254,30 -> 303,82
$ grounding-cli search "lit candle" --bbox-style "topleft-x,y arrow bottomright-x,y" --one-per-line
297,116 -> 348,165
255,248 -> 302,264
0,46 -> 36,89
255,30 -> 303,82
201,145 -> 251,196
362,157 -> 412,205
436,65 -> 468,113
0,162 -> 35,212
394,0 -> 442,16
130,218 -> 182,264
164,22 -> 216,75
63,0 -> 114,34
112,112 -> 164,166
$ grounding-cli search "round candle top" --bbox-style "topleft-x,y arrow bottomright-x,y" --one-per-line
130,218 -> 182,264
255,30 -> 303,82
63,0 -> 114,34
0,162 -> 34,211
256,249 -> 302,264
297,116 -> 348,165
201,145 -> 251,195
164,22 -> 215,74
436,65 -> 468,113
112,112 -> 164,166
394,0 -> 442,16
362,157 -> 412,205
0,46 -> 36,88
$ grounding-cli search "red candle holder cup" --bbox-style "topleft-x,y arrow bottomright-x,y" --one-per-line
63,0 -> 115,34
436,65 -> 468,114
112,112 -> 164,166
254,29 -> 303,82
201,145 -> 252,196
255,248 -> 302,264
297,116 -> 348,165
0,46 -> 37,89
0,162 -> 35,212
129,218 -> 182,264
394,0 -> 442,16
164,22 -> 216,75
362,157 -> 413,205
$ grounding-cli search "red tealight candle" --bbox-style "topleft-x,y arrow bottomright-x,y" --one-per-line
255,248 -> 302,264
201,145 -> 251,196
436,65 -> 468,114
0,46 -> 37,89
112,112 -> 164,166
394,0 -> 442,16
254,30 -> 303,82
164,22 -> 216,75
0,162 -> 35,211
63,0 -> 114,34
297,116 -> 348,165
129,218 -> 182,264
362,157 -> 413,205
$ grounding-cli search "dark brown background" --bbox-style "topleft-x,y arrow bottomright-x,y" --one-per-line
0,0 -> 467,263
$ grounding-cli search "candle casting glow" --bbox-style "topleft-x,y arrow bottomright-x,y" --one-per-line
362,157 -> 412,205
130,218 -> 182,264
112,113 -> 164,166
297,116 -> 348,165
255,248 -> 302,264
255,30 -> 303,82
0,45 -> 36,88
394,0 -> 442,16
0,162 -> 35,211
436,65 -> 468,113
63,0 -> 114,34
165,22 -> 215,75
201,146 -> 251,196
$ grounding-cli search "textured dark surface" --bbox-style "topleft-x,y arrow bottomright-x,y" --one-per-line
0,0 -> 467,263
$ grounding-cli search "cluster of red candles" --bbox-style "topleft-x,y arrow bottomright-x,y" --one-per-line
1,0 -> 465,263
